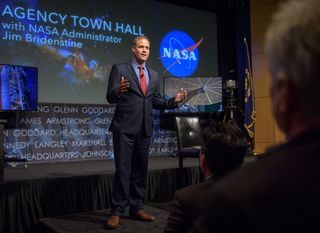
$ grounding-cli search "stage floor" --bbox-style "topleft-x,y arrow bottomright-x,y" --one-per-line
38,204 -> 170,233
2,156 -> 199,182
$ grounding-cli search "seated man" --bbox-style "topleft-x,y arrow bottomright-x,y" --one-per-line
191,1 -> 320,232
164,121 -> 248,233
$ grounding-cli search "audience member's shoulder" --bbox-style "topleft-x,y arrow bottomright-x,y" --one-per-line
242,155 -> 259,166
174,182 -> 213,200
206,155 -> 272,194
206,148 -> 305,200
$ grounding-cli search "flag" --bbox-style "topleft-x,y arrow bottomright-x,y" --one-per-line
243,38 -> 256,147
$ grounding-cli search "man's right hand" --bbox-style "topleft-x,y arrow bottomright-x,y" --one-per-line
116,77 -> 130,96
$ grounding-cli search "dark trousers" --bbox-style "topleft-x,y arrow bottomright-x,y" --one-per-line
111,132 -> 151,216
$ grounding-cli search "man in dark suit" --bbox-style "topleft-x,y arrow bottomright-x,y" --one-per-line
191,1 -> 320,233
164,121 -> 248,233
106,36 -> 187,229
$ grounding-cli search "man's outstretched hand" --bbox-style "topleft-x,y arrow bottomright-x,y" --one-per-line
174,88 -> 187,104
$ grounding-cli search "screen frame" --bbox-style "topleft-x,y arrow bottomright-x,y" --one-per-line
163,76 -> 223,115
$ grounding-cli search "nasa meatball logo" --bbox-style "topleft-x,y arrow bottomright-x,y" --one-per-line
160,31 -> 203,77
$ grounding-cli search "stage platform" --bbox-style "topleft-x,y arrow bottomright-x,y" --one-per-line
0,156 -> 200,233
2,156 -> 199,182
1,156 -> 256,233
37,204 -> 170,233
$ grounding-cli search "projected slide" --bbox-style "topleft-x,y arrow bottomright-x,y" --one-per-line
164,77 -> 222,113
0,0 -> 218,104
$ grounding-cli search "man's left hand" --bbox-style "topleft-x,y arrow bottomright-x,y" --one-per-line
174,88 -> 187,104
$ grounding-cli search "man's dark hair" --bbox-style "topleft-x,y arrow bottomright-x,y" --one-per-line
201,121 -> 248,178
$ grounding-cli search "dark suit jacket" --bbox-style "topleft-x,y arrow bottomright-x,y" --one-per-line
165,179 -> 215,233
107,61 -> 176,136
191,129 -> 320,233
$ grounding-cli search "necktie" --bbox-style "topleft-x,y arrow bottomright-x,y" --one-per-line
138,65 -> 147,95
